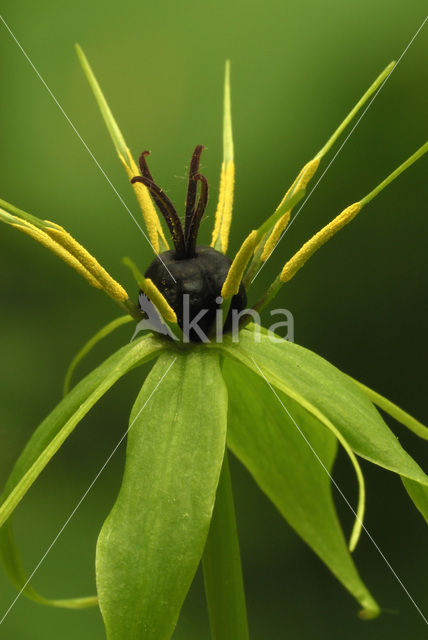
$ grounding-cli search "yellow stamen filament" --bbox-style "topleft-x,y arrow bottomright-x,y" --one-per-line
12,222 -> 102,289
260,211 -> 290,261
221,230 -> 258,299
76,45 -> 168,253
256,62 -> 399,264
45,224 -> 129,302
254,157 -> 320,266
141,278 -> 177,323
211,161 -> 235,253
280,202 -> 362,282
212,60 -> 235,254
255,156 -> 321,252
121,150 -> 169,253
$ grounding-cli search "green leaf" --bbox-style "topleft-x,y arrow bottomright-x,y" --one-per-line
0,334 -> 164,607
346,376 -> 428,526
217,328 -> 428,487
401,479 -> 428,525
96,349 -> 228,640
202,452 -> 249,639
63,315 -> 133,396
348,376 -> 428,441
220,330 -> 367,551
0,524 -> 97,610
223,358 -> 379,618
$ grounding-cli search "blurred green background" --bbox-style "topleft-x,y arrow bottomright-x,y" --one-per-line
0,0 -> 427,638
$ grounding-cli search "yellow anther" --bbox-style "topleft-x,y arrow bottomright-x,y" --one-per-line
280,202 -> 362,283
296,156 -> 320,190
256,62 -> 400,268
260,211 -> 291,262
221,230 -> 258,299
211,161 -> 235,253
76,45 -> 169,253
255,157 -> 319,266
45,224 -> 129,302
256,156 -> 321,247
141,278 -> 177,324
274,157 -> 320,217
211,61 -> 235,254
121,150 -> 169,253
12,222 -> 102,289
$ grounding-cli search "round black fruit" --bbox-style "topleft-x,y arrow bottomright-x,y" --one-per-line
144,246 -> 246,341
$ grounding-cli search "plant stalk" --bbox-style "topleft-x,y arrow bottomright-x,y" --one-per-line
202,450 -> 249,640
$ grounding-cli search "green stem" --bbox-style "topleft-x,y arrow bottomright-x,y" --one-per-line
316,61 -> 395,159
63,315 -> 133,396
121,297 -> 143,321
202,451 -> 249,640
360,140 -> 428,205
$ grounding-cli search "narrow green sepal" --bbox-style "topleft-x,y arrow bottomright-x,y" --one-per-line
0,336 -> 164,608
63,315 -> 133,396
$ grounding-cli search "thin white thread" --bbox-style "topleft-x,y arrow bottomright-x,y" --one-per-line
0,357 -> 177,624
0,14 -> 176,283
251,15 -> 428,284
250,355 -> 428,624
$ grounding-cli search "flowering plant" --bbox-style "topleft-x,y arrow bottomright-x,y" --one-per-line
0,47 -> 427,639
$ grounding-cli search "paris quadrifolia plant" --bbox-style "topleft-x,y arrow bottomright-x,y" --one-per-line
1,45 -> 427,639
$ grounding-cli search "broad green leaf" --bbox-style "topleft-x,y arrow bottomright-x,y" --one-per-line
223,359 -> 379,618
216,328 -> 428,488
0,334 -> 164,607
220,328 -> 367,551
96,349 -> 228,640
63,315 -> 133,396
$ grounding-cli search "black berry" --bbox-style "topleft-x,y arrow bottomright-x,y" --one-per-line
144,246 -> 246,341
